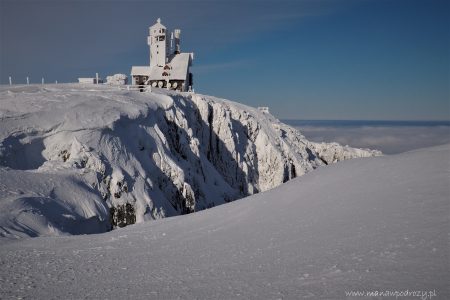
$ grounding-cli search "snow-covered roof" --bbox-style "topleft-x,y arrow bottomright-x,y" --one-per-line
131,53 -> 193,81
130,66 -> 152,77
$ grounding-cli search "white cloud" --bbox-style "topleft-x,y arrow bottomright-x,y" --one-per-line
294,125 -> 450,154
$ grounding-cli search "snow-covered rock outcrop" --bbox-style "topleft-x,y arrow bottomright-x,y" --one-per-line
0,84 -> 380,238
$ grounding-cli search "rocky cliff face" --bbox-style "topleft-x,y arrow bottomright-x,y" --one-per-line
0,85 -> 380,238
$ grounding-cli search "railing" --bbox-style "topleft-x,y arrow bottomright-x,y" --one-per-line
118,85 -> 152,92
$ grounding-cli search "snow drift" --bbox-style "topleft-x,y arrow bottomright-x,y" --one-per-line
0,84 -> 379,238
0,144 -> 447,299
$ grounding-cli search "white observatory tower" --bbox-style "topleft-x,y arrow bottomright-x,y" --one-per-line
148,18 -> 168,68
132,18 -> 194,91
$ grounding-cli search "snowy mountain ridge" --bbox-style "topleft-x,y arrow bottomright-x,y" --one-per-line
0,84 -> 380,238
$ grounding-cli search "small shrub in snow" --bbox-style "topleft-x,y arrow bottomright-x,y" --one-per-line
106,74 -> 128,85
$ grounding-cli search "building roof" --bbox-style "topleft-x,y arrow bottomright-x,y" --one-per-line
131,53 -> 193,81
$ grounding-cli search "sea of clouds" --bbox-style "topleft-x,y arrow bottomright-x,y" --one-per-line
291,124 -> 450,154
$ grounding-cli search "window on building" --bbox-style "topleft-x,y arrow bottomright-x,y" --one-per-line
158,36 -> 165,41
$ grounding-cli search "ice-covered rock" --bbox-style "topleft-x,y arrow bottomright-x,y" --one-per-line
106,73 -> 128,85
0,84 -> 380,238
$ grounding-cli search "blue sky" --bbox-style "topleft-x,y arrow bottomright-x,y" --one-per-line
1,0 -> 449,120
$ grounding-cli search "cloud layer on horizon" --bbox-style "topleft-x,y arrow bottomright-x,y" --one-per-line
295,125 -> 450,154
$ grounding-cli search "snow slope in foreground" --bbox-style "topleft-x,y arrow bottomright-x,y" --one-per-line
1,144 -> 448,299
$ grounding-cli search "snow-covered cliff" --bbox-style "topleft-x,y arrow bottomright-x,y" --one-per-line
0,84 -> 380,238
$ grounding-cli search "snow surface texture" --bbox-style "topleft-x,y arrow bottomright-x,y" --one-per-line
0,144 -> 448,299
0,84 -> 379,238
